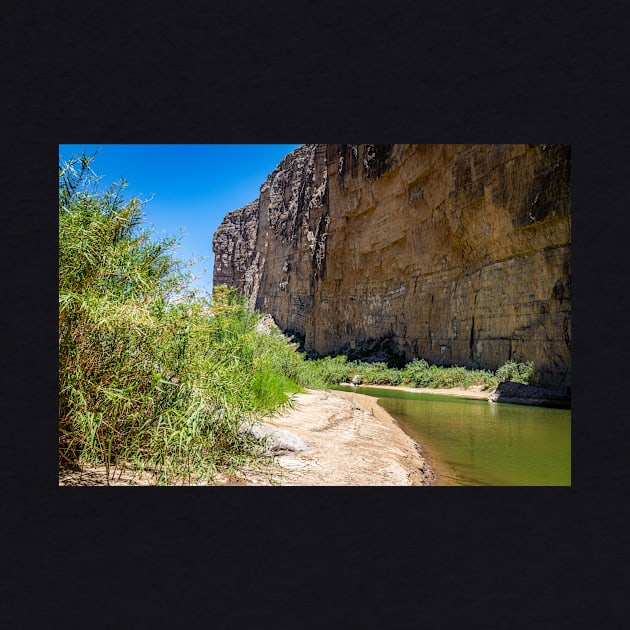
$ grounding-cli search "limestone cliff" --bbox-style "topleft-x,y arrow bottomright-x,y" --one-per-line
212,144 -> 571,388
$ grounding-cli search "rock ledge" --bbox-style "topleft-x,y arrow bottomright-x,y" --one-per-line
488,381 -> 570,408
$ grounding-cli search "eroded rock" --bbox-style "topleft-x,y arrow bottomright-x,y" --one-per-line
240,421 -> 310,456
488,381 -> 571,408
213,144 -> 571,388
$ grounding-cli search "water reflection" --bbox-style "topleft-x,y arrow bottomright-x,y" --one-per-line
335,386 -> 571,486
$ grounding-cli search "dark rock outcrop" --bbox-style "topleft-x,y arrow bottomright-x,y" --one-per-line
488,381 -> 571,408
213,144 -> 571,388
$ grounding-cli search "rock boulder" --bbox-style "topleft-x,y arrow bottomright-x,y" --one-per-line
240,421 -> 310,456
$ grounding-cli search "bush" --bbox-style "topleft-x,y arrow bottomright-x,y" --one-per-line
348,361 -> 404,385
58,153 -> 307,485
306,355 -> 353,385
300,354 -> 504,390
495,360 -> 535,384
402,359 -> 432,387
271,350 -> 530,392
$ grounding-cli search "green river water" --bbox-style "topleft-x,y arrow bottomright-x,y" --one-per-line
334,386 -> 571,486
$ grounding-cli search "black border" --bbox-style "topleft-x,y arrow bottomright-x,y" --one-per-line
3,0 -> 628,627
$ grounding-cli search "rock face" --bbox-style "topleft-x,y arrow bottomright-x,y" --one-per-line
213,144 -> 571,389
488,381 -> 571,408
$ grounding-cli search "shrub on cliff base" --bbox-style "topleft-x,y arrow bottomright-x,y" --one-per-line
402,359 -> 433,387
292,353 -> 533,391
305,355 -> 353,385
365,358 -> 498,389
495,360 -> 535,384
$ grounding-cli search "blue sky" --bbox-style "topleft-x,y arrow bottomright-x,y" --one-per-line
59,144 -> 302,294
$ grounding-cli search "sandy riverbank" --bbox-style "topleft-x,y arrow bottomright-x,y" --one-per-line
220,382 -> 495,486
60,384 -> 493,486
62,384 -> 495,486
220,389 -> 435,486
59,388 -> 435,486
353,383 -> 494,400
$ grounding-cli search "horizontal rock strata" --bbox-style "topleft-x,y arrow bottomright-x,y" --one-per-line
213,144 -> 571,389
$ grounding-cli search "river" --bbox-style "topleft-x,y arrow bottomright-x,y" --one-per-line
334,386 -> 571,486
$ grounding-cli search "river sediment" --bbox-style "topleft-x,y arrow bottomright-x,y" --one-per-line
352,383 -> 494,400
59,388 -> 436,486
220,389 -> 435,486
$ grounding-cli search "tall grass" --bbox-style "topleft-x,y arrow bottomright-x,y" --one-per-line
59,153 -> 306,484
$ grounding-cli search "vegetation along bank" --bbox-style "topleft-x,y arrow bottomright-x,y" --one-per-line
59,153 -> 541,486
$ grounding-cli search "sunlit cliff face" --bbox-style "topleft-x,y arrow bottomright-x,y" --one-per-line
213,144 -> 571,388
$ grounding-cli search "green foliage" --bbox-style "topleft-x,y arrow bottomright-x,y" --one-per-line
400,359 -> 498,389
495,360 -> 535,384
402,359 -> 433,387
346,361 -> 404,385
304,355 -> 353,386
58,153 -> 307,485
298,355 -> 531,391
59,153 -> 539,486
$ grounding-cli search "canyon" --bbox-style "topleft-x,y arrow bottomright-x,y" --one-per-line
212,144 -> 571,389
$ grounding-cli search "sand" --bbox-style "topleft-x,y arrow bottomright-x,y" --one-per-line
217,389 -> 434,486
59,385 -> 492,486
355,383 -> 493,400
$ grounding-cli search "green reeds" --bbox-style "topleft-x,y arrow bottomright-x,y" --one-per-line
58,153 -> 304,485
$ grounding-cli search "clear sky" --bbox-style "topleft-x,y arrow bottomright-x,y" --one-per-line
58,144 -> 302,294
